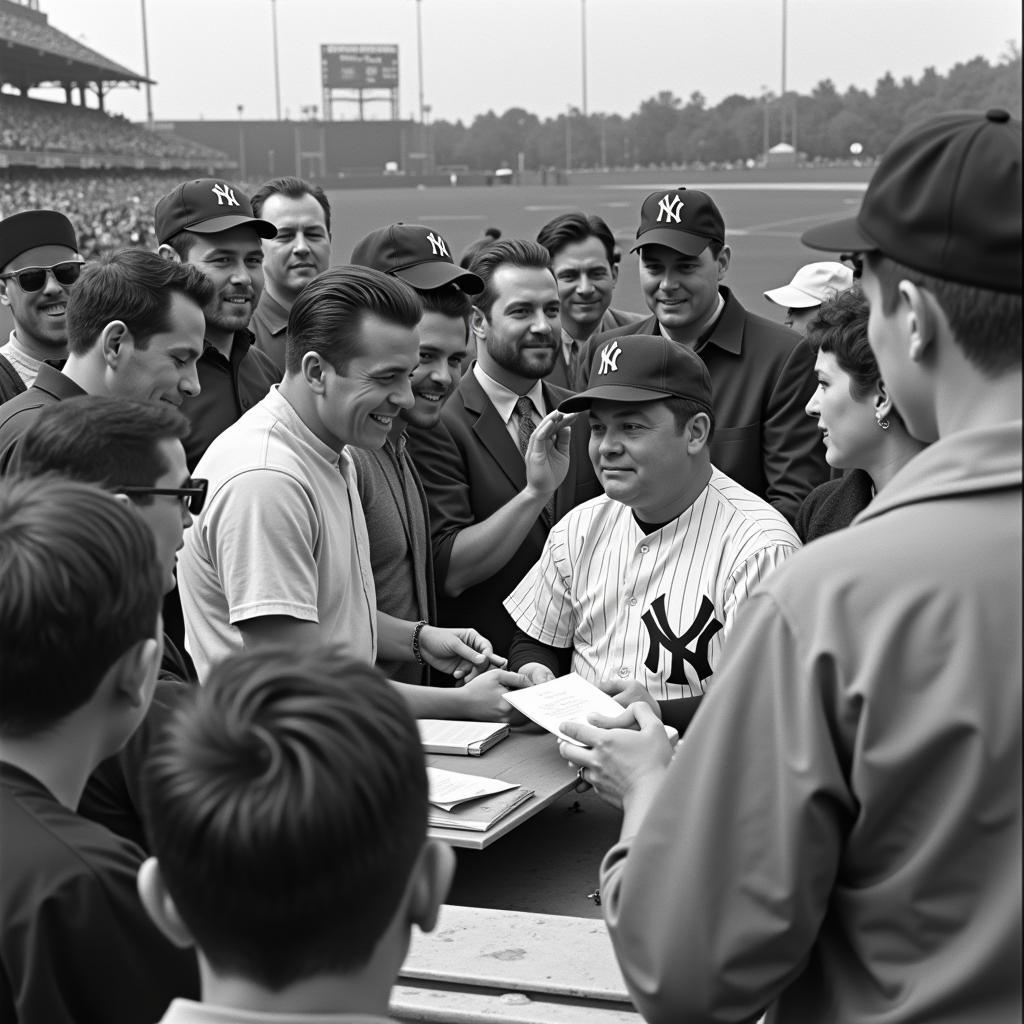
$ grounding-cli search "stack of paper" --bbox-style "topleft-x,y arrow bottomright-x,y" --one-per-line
426,767 -> 533,832
417,719 -> 510,756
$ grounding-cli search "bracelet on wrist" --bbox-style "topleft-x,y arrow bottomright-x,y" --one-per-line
412,620 -> 428,666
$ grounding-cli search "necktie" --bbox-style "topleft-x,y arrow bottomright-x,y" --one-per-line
516,396 -> 554,525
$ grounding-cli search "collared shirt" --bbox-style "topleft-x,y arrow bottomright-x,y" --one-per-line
250,290 -> 291,376
473,362 -> 547,447
0,330 -> 43,389
0,360 -> 85,472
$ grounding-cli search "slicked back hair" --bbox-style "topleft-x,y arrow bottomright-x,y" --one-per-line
536,211 -> 617,266
66,248 -> 213,355
13,396 -> 189,503
141,646 -> 428,989
468,238 -> 552,320
0,477 -> 162,737
251,176 -> 332,235
285,265 -> 421,375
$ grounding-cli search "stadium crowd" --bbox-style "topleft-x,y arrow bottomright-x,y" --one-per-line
0,108 -> 1020,1024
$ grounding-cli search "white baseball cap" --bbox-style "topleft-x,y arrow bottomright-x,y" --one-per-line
763,261 -> 854,309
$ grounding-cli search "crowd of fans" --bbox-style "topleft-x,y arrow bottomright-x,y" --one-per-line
0,94 -> 226,162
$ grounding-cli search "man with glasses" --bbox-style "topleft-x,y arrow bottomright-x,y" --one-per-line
0,209 -> 82,398
12,395 -> 206,850
0,249 -> 211,471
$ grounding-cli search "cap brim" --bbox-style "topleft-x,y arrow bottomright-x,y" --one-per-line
190,215 -> 277,239
559,384 -> 680,412
801,216 -> 877,254
394,261 -> 484,295
763,285 -> 820,308
630,229 -> 713,256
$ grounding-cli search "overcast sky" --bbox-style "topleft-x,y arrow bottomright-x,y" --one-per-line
31,0 -> 1023,125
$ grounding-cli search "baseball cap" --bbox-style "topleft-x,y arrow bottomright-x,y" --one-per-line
154,179 -> 277,245
629,188 -> 725,257
559,335 -> 713,412
802,109 -> 1022,294
0,210 -> 79,271
764,262 -> 854,309
350,223 -> 484,294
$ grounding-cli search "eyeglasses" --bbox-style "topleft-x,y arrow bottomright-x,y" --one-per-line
840,253 -> 864,280
0,261 -> 84,293
119,478 -> 209,514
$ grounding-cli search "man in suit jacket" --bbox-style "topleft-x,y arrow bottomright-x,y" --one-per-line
537,211 -> 644,392
407,239 -> 601,663
577,188 -> 827,525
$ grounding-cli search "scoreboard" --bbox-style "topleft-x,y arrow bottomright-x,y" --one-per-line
321,45 -> 399,90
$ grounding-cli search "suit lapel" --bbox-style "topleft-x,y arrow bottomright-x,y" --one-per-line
459,371 -> 527,492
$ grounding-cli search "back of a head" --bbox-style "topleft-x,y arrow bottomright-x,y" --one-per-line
13,395 -> 189,496
66,248 -> 213,356
250,176 -> 332,235
285,265 -> 421,376
141,646 -> 428,990
0,477 -> 162,737
536,211 -> 616,266
469,238 -> 551,318
459,227 -> 502,269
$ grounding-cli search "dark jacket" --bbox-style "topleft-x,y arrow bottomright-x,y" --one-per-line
0,352 -> 26,404
796,468 -> 875,543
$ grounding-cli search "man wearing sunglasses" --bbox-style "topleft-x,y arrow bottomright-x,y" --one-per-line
0,209 -> 82,398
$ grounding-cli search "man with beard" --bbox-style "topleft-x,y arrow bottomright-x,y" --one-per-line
407,238 -> 600,664
155,178 -> 281,469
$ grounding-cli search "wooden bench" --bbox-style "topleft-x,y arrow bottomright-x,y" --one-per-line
391,904 -> 642,1023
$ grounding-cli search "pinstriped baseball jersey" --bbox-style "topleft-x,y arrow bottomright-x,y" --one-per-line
504,468 -> 801,699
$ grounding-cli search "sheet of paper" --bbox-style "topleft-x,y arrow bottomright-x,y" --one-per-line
425,767 -> 519,811
502,673 -> 632,747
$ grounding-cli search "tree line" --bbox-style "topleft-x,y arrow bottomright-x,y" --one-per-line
428,48 -> 1021,171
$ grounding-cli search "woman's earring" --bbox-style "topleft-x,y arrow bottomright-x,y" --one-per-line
876,414 -> 890,431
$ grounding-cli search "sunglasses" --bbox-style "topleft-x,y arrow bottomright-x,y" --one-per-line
119,478 -> 209,515
0,261 -> 84,293
840,253 -> 864,280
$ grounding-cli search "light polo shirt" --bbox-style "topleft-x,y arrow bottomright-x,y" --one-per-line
178,385 -> 377,682
472,362 -> 547,447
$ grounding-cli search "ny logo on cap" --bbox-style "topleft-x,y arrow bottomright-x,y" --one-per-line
656,193 -> 683,224
426,232 -> 449,257
211,183 -> 239,207
597,340 -> 622,375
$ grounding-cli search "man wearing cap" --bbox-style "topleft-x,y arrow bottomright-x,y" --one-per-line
570,110 -> 1021,1023
535,211 -> 644,390
763,260 -> 854,335
504,335 -> 799,726
249,176 -> 333,374
349,222 -> 480,684
405,238 -> 601,665
577,187 -> 827,526
155,178 -> 281,469
0,210 -> 81,400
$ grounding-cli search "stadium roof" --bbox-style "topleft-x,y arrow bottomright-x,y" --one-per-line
0,1 -> 151,91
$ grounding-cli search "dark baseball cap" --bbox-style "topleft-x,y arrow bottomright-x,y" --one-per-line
350,223 -> 484,294
154,179 -> 277,245
559,335 -> 713,412
802,109 -> 1022,294
630,188 -> 725,257
0,210 -> 79,271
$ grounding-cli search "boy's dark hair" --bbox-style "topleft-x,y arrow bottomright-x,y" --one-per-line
469,238 -> 552,319
0,477 -> 162,737
806,287 -> 877,401
285,265 -> 421,375
141,647 -> 428,989
13,396 -> 189,505
66,249 -> 213,355
866,253 -> 1022,377
536,211 -> 618,266
416,283 -> 472,343
250,176 -> 333,235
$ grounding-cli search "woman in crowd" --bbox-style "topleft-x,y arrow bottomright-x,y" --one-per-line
797,286 -> 928,541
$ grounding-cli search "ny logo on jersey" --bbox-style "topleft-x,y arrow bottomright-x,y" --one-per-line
642,594 -> 723,684
426,232 -> 449,257
211,183 -> 239,207
656,193 -> 683,224
597,340 -> 622,375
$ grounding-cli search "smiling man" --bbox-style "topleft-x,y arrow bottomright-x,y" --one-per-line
0,210 -> 82,398
505,334 -> 798,721
155,178 -> 282,469
0,249 -> 210,472
249,177 -> 333,374
576,187 -> 827,525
